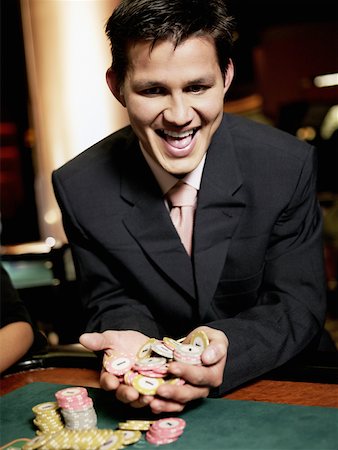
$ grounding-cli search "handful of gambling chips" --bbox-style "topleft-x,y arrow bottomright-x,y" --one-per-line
22,331 -> 209,448
103,330 -> 210,396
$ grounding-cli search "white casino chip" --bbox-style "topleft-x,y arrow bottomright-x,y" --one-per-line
105,354 -> 135,375
151,341 -> 174,358
134,356 -> 167,370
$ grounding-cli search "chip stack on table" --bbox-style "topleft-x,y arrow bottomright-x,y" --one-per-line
55,387 -> 97,430
146,417 -> 186,445
32,402 -> 64,435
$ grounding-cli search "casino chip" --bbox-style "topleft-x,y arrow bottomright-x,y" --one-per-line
115,429 -> 142,445
190,329 -> 210,351
55,387 -> 97,430
31,401 -> 64,435
174,343 -> 203,365
137,337 -> 157,359
118,419 -> 154,431
146,417 -> 186,445
104,353 -> 135,376
132,374 -> 165,395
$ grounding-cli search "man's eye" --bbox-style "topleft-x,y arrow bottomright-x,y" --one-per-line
187,85 -> 208,93
141,87 -> 164,96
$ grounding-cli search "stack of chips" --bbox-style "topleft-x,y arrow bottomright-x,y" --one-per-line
23,416 -> 186,449
55,387 -> 97,430
32,402 -> 64,435
146,417 -> 186,445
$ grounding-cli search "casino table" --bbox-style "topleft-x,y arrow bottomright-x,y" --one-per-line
1,368 -> 338,449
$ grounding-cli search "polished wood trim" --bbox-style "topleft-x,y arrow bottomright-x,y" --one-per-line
1,368 -> 337,408
224,379 -> 338,408
0,368 -> 100,396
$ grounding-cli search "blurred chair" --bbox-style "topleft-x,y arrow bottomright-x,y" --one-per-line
1,241 -> 84,346
1,241 -> 98,375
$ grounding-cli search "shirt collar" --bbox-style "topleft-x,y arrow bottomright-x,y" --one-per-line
140,143 -> 206,195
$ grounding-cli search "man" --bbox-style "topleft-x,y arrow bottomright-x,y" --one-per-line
52,0 -> 326,413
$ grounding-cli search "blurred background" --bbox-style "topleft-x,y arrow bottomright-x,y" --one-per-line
1,0 -> 337,348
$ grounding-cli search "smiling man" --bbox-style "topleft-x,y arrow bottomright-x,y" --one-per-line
52,0 -> 326,414
106,36 -> 233,175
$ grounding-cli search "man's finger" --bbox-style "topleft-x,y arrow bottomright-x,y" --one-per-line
100,370 -> 120,391
116,383 -> 140,404
79,332 -> 107,351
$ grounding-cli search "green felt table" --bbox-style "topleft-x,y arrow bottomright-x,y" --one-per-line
1,382 -> 338,449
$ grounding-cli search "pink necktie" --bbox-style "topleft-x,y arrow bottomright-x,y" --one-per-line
166,181 -> 197,255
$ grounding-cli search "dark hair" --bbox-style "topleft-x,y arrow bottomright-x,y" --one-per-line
105,0 -> 235,87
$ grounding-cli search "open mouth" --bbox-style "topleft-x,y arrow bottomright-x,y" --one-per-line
156,128 -> 199,150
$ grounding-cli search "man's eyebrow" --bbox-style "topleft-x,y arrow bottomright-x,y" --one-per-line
132,76 -> 216,90
132,80 -> 162,90
186,76 -> 216,85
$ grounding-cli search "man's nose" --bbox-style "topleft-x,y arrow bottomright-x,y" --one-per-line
163,94 -> 193,126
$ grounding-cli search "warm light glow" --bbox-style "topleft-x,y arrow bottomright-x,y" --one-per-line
321,105 -> 338,140
313,73 -> 338,88
20,0 -> 128,242
296,127 -> 316,141
45,236 -> 56,248
44,209 -> 60,225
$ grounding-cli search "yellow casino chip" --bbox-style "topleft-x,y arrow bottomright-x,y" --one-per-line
115,429 -> 142,445
32,402 -> 59,414
97,432 -> 124,450
132,374 -> 164,395
136,338 -> 156,359
190,329 -> 209,351
118,419 -> 153,431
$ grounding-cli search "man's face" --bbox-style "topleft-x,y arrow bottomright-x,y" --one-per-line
107,36 -> 233,175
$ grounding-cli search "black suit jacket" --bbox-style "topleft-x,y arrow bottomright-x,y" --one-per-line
53,114 -> 326,394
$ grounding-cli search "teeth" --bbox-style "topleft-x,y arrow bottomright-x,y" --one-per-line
163,129 -> 194,138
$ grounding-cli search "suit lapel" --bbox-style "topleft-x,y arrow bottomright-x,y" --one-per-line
120,139 -> 196,299
193,118 -> 246,318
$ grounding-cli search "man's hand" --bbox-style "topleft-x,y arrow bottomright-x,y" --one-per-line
80,326 -> 229,414
150,326 -> 229,413
80,330 -> 151,406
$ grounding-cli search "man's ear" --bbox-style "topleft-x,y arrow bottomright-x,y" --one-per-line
223,59 -> 234,95
106,68 -> 126,107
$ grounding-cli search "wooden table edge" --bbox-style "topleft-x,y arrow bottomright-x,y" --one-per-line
1,367 -> 337,408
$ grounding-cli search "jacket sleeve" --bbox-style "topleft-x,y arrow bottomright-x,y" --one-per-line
52,171 -> 164,339
207,147 -> 327,395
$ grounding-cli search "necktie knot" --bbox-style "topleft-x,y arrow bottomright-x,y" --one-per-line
166,181 -> 197,208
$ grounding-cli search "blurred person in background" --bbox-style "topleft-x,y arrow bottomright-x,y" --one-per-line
0,265 -> 46,373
